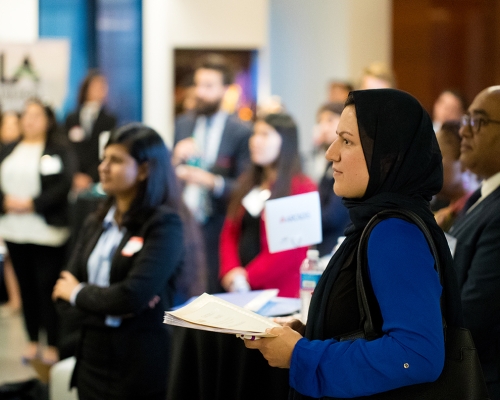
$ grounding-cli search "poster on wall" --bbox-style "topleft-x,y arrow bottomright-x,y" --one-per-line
0,40 -> 70,113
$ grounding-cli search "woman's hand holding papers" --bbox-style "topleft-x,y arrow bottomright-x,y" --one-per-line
284,318 -> 306,335
244,325 -> 302,368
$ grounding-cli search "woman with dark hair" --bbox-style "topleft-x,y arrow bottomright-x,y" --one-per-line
313,102 -> 350,256
219,113 -> 316,297
65,69 -> 116,193
245,89 -> 463,398
0,98 -> 75,364
52,123 -> 184,399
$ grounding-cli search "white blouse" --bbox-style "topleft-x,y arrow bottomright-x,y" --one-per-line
0,142 -> 70,246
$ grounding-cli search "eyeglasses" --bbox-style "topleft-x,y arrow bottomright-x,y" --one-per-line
461,114 -> 500,134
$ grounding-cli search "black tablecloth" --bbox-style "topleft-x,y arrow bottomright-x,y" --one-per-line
167,327 -> 290,400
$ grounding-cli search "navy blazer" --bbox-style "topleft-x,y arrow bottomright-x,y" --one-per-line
0,136 -> 76,227
65,106 -> 117,182
174,112 -> 251,219
449,185 -> 500,383
63,204 -> 183,329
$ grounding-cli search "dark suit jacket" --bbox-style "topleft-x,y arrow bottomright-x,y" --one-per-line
65,106 -> 117,182
174,112 -> 251,293
59,204 -> 184,397
449,185 -> 500,384
0,136 -> 76,227
174,112 -> 251,219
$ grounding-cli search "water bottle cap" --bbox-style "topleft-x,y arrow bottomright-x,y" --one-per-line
306,249 -> 319,260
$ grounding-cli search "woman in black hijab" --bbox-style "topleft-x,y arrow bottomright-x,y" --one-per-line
245,89 -> 462,398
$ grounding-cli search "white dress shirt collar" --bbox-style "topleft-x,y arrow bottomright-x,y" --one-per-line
481,171 -> 500,200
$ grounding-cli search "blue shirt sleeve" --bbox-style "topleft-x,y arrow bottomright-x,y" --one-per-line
289,218 -> 444,398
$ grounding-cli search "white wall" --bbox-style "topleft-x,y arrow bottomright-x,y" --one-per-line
269,0 -> 349,163
346,0 -> 392,84
143,0 -> 269,145
269,0 -> 392,168
0,0 -> 38,42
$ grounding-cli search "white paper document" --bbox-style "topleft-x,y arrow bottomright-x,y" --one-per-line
264,191 -> 322,253
164,293 -> 280,337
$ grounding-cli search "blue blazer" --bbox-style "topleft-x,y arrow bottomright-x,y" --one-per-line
449,185 -> 500,384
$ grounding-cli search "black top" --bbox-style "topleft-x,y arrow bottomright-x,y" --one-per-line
0,136 -> 76,227
65,106 -> 117,182
238,210 -> 261,267
323,250 -> 359,339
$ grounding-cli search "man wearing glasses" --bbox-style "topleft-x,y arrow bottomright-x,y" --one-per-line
449,86 -> 500,399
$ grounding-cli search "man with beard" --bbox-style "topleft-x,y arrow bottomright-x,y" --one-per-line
173,54 -> 251,294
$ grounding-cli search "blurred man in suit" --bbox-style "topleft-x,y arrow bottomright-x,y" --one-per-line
449,85 -> 500,399
173,54 -> 251,293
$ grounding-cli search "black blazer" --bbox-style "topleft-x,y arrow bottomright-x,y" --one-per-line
449,185 -> 500,383
64,204 -> 183,327
59,204 -> 184,396
0,137 -> 76,227
174,112 -> 252,220
65,106 -> 117,182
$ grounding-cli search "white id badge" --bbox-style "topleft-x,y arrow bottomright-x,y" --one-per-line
99,131 -> 111,160
40,154 -> 63,175
242,187 -> 271,217
68,126 -> 85,142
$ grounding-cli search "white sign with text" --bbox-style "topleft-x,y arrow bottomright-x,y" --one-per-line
264,191 -> 322,254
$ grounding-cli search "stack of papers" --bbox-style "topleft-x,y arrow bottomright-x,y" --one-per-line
172,289 -> 301,317
164,293 -> 281,337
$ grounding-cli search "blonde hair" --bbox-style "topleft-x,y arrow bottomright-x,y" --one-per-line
360,61 -> 396,89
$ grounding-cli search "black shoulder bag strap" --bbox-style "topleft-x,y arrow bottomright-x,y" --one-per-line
336,209 -> 490,400
346,209 -> 446,341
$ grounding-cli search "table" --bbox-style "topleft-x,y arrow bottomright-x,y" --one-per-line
167,327 -> 290,400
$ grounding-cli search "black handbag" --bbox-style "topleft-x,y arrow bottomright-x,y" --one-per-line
336,209 -> 489,400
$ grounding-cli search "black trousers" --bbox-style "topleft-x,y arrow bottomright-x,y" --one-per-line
5,241 -> 66,346
75,326 -> 169,400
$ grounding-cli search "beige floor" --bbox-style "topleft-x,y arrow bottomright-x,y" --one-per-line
0,306 -> 37,385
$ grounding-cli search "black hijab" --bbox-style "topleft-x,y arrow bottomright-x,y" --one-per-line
305,89 -> 462,340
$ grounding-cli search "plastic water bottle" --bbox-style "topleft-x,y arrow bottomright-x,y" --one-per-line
300,249 -> 322,323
